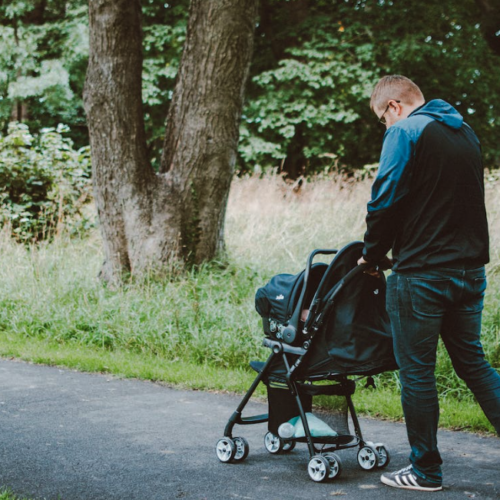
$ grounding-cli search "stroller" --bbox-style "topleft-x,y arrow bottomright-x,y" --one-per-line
215,241 -> 397,482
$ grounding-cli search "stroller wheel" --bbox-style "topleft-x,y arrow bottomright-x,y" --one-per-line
264,431 -> 283,454
357,445 -> 378,470
374,443 -> 390,468
233,436 -> 250,462
307,455 -> 330,482
282,440 -> 296,452
324,453 -> 342,479
215,437 -> 236,463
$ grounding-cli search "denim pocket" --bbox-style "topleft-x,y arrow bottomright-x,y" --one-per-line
473,276 -> 487,292
407,278 -> 451,316
461,276 -> 487,312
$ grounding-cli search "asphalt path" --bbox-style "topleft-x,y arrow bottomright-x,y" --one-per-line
0,358 -> 499,500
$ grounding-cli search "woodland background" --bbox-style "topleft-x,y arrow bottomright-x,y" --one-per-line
2,0 -> 500,179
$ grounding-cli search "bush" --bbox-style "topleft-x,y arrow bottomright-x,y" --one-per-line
0,122 -> 93,242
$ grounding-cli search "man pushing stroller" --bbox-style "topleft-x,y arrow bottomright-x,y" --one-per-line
358,75 -> 500,491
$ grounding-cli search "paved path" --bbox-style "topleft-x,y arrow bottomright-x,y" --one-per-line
0,358 -> 499,500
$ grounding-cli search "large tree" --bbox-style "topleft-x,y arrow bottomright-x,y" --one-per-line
83,0 -> 259,283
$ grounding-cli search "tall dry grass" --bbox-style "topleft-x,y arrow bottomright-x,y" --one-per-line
226,174 -> 372,274
227,172 -> 500,274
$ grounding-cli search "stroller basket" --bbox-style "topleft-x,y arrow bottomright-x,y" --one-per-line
215,242 -> 397,483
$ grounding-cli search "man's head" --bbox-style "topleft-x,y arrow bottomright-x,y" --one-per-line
371,75 -> 425,128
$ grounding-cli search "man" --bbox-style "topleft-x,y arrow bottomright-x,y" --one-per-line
358,75 -> 500,492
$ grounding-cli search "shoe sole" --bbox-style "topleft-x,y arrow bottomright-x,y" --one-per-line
381,475 -> 443,492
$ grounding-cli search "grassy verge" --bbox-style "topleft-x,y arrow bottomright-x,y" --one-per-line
0,330 -> 496,435
0,174 -> 499,435
0,333 -> 260,394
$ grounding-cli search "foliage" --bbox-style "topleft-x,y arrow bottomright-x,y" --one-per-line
239,1 -> 382,175
0,489 -> 33,500
240,26 -> 379,174
0,1 -> 189,167
239,0 -> 500,176
363,0 -> 500,170
0,122 -> 92,242
1,1 -> 500,176
0,0 -> 89,147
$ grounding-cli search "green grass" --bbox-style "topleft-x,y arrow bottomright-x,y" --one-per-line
0,489 -> 33,500
0,333 -> 261,394
0,174 -> 499,434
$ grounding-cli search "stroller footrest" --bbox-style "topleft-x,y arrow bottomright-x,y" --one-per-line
239,413 -> 269,425
293,434 -> 358,446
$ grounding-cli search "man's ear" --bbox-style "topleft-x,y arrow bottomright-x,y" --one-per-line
391,100 -> 402,116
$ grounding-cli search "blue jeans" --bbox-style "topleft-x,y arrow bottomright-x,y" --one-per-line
386,266 -> 500,484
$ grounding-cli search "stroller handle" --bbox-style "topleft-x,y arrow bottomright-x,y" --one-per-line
304,249 -> 339,284
282,249 -> 338,343
306,249 -> 339,264
297,249 -> 339,316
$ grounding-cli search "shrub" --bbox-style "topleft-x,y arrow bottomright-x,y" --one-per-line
0,122 -> 93,242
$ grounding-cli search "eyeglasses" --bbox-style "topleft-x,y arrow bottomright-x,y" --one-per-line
379,100 -> 401,125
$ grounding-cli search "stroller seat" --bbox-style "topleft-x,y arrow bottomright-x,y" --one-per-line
215,242 -> 397,482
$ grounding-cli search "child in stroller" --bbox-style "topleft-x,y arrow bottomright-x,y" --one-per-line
215,241 -> 397,482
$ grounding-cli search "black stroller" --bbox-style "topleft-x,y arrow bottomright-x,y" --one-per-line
215,241 -> 397,482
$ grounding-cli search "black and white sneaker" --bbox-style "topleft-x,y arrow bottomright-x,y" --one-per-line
381,465 -> 443,491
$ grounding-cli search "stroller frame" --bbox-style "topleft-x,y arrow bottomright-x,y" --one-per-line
215,246 -> 391,482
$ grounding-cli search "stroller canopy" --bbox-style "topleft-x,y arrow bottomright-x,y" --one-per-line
255,242 -> 397,378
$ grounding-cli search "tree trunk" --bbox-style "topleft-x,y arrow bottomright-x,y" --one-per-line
161,0 -> 259,264
282,124 -> 307,179
84,0 -> 258,283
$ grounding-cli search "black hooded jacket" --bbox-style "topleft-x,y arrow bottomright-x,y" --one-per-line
362,99 -> 489,272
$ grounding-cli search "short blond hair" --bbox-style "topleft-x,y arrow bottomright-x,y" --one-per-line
370,75 -> 425,111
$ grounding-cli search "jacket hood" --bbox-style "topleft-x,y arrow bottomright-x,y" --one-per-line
410,99 -> 463,130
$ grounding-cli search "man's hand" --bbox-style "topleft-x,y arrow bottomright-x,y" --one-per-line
357,255 -> 393,277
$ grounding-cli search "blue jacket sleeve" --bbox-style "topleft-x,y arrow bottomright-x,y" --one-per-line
362,126 -> 413,263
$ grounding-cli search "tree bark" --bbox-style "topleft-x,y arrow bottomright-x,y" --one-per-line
84,0 -> 258,283
161,0 -> 258,264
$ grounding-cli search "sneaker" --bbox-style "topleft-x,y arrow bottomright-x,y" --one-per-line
381,465 -> 443,491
